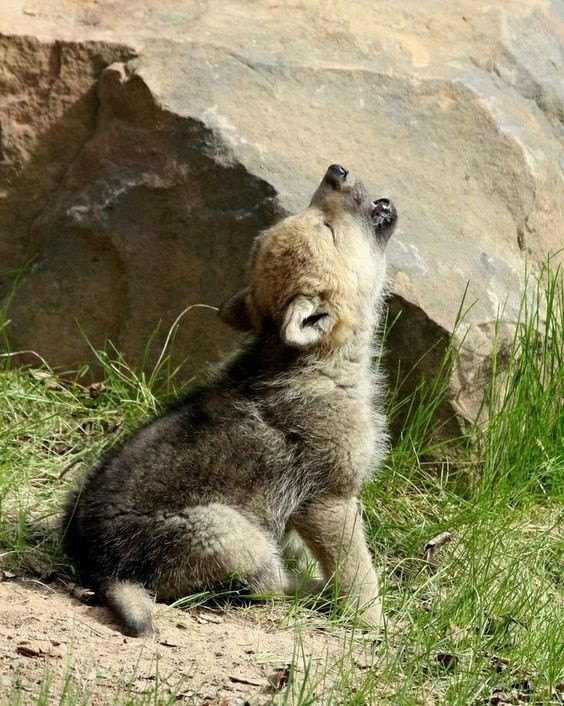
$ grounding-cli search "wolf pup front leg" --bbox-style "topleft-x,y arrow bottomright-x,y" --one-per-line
291,498 -> 382,627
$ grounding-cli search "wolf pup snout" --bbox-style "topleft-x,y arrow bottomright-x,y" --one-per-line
63,165 -> 396,636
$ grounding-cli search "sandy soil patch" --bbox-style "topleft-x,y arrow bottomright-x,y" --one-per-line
0,578 -> 372,705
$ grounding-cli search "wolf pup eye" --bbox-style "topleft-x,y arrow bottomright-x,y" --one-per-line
324,221 -> 336,240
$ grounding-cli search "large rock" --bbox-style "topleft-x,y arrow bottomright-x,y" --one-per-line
1,0 -> 562,428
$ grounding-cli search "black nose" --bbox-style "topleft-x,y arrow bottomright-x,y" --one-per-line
328,164 -> 348,181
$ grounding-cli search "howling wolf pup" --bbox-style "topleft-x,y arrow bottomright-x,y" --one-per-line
63,164 -> 397,636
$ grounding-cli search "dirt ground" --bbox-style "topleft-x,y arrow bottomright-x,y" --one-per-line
0,578 -> 371,705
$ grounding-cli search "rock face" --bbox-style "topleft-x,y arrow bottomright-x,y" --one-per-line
1,0 -> 562,428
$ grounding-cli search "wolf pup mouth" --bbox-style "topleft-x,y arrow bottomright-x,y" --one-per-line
370,198 -> 397,243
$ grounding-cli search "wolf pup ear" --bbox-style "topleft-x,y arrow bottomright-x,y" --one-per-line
219,288 -> 254,331
280,294 -> 335,349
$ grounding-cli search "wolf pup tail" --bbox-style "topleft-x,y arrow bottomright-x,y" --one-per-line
101,579 -> 153,637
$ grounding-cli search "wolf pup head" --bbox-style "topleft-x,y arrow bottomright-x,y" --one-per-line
220,164 -> 397,351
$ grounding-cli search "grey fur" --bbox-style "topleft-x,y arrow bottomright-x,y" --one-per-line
103,580 -> 153,637
63,165 -> 397,636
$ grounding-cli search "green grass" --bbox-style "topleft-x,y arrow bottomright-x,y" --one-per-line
0,265 -> 562,705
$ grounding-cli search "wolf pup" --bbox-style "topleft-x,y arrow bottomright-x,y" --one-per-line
63,164 -> 397,637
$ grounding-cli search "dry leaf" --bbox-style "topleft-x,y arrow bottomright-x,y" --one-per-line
423,531 -> 452,563
228,674 -> 263,687
198,611 -> 223,624
159,639 -> 179,647
87,382 -> 106,398
16,640 -> 62,658
266,664 -> 292,690
104,416 -> 124,435
447,621 -> 472,645
71,585 -> 96,604
436,652 -> 458,671
31,370 -> 63,390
